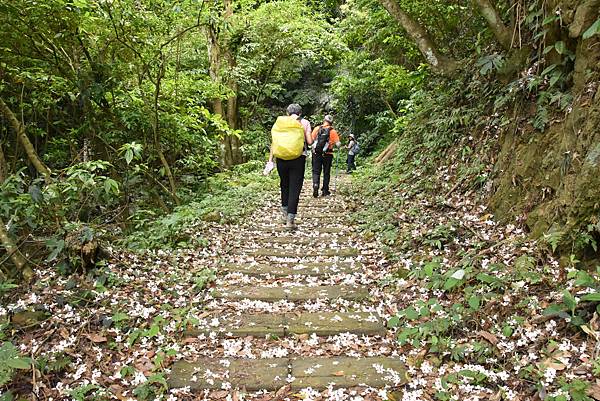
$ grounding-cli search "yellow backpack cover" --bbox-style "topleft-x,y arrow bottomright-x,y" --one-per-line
271,116 -> 305,160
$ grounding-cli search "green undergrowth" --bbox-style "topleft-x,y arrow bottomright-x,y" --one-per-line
340,66 -> 600,399
125,161 -> 277,250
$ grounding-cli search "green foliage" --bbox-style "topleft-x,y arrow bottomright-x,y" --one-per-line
126,165 -> 277,249
192,269 -> 216,292
69,384 -> 109,401
583,18 -> 600,40
0,342 -> 31,386
132,373 -> 168,400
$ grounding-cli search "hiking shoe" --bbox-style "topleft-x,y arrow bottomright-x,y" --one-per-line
286,219 -> 298,231
313,188 -> 319,198
321,191 -> 331,197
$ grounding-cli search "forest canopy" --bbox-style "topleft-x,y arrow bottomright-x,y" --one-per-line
1,0 -> 599,274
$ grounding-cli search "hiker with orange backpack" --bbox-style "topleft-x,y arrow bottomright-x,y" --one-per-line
311,115 -> 341,197
263,104 -> 313,230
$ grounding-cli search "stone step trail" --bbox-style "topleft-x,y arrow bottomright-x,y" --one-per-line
168,357 -> 407,391
169,180 -> 406,394
243,235 -> 353,245
185,312 -> 386,338
231,248 -> 358,257
252,225 -> 349,234
212,285 -> 369,301
219,262 -> 361,277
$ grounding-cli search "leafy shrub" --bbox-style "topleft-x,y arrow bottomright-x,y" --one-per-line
125,166 -> 277,249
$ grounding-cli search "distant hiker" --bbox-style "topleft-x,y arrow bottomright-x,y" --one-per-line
311,115 -> 341,197
264,104 -> 313,230
346,133 -> 359,173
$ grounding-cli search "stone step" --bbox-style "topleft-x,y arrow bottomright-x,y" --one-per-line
243,236 -> 352,246
297,203 -> 346,210
168,358 -> 288,391
168,357 -> 407,391
186,312 -> 385,338
286,312 -> 384,336
212,285 -> 369,301
258,261 -> 361,269
233,248 -> 358,258
290,356 -> 408,389
253,226 -> 348,234
220,262 -> 359,277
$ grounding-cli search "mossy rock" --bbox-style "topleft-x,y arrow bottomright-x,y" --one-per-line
201,210 -> 221,223
12,310 -> 50,329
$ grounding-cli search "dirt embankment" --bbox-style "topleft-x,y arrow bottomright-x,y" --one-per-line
490,2 -> 600,259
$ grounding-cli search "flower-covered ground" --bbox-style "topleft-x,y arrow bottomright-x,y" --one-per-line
3,170 -> 599,401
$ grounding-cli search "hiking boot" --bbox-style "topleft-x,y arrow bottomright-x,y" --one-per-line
321,191 -> 331,197
286,214 -> 298,231
313,188 -> 319,198
281,207 -> 288,223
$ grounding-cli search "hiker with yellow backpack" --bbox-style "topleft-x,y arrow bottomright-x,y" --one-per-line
263,104 -> 313,231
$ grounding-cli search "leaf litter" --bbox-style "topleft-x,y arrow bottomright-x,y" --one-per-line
2,177 -> 597,401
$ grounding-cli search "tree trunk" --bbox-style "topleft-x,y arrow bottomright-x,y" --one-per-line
473,0 -> 514,50
204,24 -> 235,168
226,55 -> 243,165
379,0 -> 458,74
375,142 -> 399,164
151,57 -> 180,206
0,98 -> 51,182
0,141 -> 8,183
0,216 -> 30,276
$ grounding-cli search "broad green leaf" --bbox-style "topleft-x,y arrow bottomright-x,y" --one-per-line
125,149 -> 134,165
583,18 -> 600,40
563,290 -> 577,312
112,312 -> 129,323
444,277 -> 460,291
581,293 -> 600,302
468,295 -> 481,311
554,41 -> 566,55
387,316 -> 400,328
549,72 -> 562,87
404,306 -> 419,320
6,357 -> 31,369
147,324 -> 160,337
543,303 -> 566,316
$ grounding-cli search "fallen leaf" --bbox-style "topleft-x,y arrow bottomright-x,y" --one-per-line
333,370 -> 345,376
86,333 -> 107,343
477,330 -> 499,345
109,384 -> 128,401
587,382 -> 600,400
211,390 -> 228,399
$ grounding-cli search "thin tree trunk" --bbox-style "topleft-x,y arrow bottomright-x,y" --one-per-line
378,0 -> 457,74
0,141 -> 8,183
152,56 -> 180,206
0,216 -> 28,273
204,24 -> 235,168
473,0 -> 514,50
226,55 -> 243,165
0,98 -> 51,182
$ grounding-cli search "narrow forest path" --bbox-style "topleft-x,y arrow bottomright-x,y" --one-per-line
168,178 -> 408,398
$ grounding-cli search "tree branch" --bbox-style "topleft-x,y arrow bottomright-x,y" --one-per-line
473,0 -> 514,50
378,0 -> 458,74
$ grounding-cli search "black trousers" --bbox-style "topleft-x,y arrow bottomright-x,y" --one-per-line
347,153 -> 356,172
276,156 -> 306,215
312,153 -> 333,194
